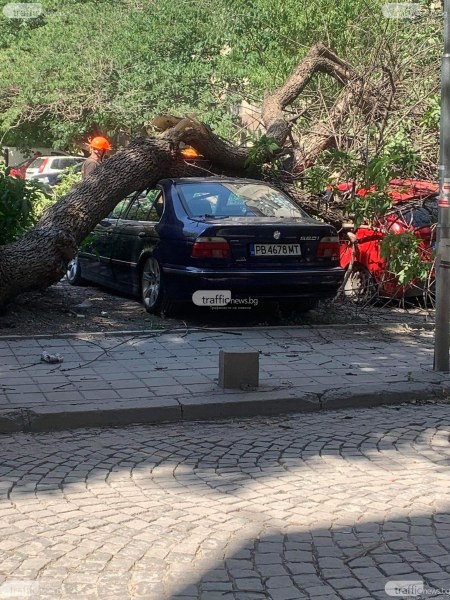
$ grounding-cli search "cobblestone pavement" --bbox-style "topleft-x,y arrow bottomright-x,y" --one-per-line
1,404 -> 450,599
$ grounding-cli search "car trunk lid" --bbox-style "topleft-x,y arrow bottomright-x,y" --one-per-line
191,218 -> 338,267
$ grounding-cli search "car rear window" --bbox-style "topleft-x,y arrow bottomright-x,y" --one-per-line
176,182 -> 311,219
398,198 -> 438,228
28,157 -> 46,169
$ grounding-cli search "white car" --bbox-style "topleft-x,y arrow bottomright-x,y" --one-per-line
25,155 -> 85,178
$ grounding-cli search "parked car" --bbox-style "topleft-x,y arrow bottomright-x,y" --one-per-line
8,153 -> 42,179
67,177 -> 344,314
29,162 -> 83,193
25,155 -> 85,179
339,179 -> 438,299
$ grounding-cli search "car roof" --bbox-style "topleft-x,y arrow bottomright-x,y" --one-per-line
29,155 -> 84,163
164,177 -> 275,185
47,155 -> 85,159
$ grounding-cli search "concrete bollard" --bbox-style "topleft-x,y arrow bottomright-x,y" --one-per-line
218,350 -> 259,389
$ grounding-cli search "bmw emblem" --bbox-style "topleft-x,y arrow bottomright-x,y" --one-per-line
273,230 -> 281,240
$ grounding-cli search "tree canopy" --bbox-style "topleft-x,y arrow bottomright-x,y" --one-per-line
1,0 -> 440,162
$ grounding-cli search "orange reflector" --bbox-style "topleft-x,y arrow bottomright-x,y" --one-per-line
180,146 -> 200,158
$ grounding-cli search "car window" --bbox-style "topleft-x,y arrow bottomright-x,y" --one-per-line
47,157 -> 82,170
108,197 -> 132,219
50,158 -> 61,169
28,157 -> 45,169
126,191 -> 160,221
177,181 -> 311,219
59,158 -> 82,169
398,198 -> 438,229
146,190 -> 164,221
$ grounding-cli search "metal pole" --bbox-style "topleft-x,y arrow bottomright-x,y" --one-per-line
435,0 -> 450,371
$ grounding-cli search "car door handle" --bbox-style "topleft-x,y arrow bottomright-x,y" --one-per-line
138,232 -> 146,238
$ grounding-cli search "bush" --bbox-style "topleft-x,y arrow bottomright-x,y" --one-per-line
0,171 -> 51,245
52,167 -> 82,202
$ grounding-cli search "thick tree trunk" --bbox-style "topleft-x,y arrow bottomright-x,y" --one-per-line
0,44 -> 388,309
0,138 -> 174,307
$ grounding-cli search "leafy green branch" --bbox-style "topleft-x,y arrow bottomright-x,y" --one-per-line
380,230 -> 434,285
244,134 -> 280,175
346,191 -> 392,229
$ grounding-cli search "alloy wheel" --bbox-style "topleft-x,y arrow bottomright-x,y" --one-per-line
141,257 -> 161,310
66,257 -> 82,285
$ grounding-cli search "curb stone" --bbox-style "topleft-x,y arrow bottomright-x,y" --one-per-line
179,391 -> 320,420
0,410 -> 26,433
23,399 -> 182,432
0,321 -> 438,342
1,385 -> 449,433
320,382 -> 438,410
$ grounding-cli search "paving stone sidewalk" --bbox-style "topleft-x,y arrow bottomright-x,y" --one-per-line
1,405 -> 450,599
0,324 -> 449,432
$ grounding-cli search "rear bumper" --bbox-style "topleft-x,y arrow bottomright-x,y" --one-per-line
163,265 -> 344,301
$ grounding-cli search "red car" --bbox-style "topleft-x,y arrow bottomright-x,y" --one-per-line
339,180 -> 438,299
8,153 -> 42,179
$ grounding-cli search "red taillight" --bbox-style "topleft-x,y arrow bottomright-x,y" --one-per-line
191,236 -> 231,258
38,158 -> 49,173
317,236 -> 340,261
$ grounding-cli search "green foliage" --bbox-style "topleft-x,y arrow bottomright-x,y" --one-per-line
245,134 -> 279,174
303,165 -> 332,196
304,148 -> 422,228
52,167 -> 82,202
382,127 -> 420,177
0,0 -> 390,148
223,0 -> 385,91
0,0 -> 236,147
364,155 -> 398,189
0,0 -> 441,179
33,189 -> 54,219
0,171 -> 50,244
322,149 -> 363,182
421,94 -> 440,130
380,231 -> 434,284
346,150 -> 421,227
305,142 -> 435,286
346,191 -> 392,229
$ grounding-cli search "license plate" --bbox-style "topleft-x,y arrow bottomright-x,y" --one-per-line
251,244 -> 301,256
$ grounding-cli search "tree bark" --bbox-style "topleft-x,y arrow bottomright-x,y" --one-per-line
261,43 -> 387,169
0,137 -> 174,307
0,44 -> 388,310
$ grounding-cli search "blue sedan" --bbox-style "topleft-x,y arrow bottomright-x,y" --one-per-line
67,178 -> 344,314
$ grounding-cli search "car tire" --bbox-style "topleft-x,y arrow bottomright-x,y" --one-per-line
66,256 -> 85,286
343,264 -> 376,303
140,257 -> 178,316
